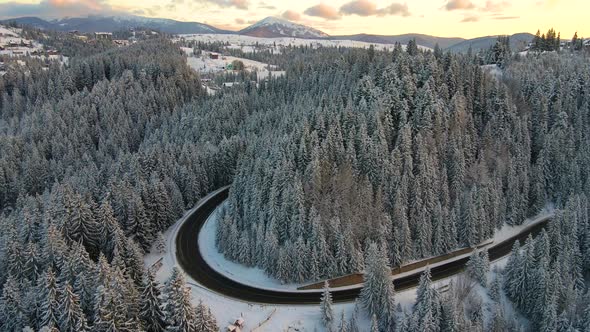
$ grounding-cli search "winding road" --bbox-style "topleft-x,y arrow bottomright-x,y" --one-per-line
175,186 -> 551,304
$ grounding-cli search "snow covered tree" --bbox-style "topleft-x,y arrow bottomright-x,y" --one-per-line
320,281 -> 334,328
38,268 -> 60,330
412,268 -> 440,332
0,276 -> 25,331
193,300 -> 218,332
466,249 -> 489,286
370,314 -> 379,332
155,232 -> 166,254
359,242 -> 396,331
58,282 -> 88,332
139,271 -> 167,332
164,268 -> 196,332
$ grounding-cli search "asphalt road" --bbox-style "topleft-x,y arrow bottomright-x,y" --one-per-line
175,187 -> 550,304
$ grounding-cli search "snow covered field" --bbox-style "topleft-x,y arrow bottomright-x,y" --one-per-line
0,25 -> 43,56
181,47 -> 285,81
177,33 -> 429,54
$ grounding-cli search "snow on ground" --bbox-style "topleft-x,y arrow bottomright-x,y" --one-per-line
143,187 -> 370,331
144,188 -> 553,331
0,25 -> 67,64
199,201 -> 308,291
177,34 -> 431,54
481,64 -> 503,79
0,26 -> 19,37
490,204 -> 554,244
182,47 -> 285,81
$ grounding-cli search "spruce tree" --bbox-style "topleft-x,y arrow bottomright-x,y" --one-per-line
58,282 -> 89,332
359,243 -> 396,330
194,300 -> 218,332
139,271 -> 167,332
320,281 -> 334,328
164,268 -> 196,332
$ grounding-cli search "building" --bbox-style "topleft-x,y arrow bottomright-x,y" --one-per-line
234,318 -> 245,328
113,40 -> 130,47
226,317 -> 245,331
95,32 -> 113,40
209,52 -> 220,60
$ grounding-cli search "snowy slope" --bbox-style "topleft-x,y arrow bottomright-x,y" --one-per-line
177,34 -> 432,54
239,17 -> 328,39
1,15 -> 228,34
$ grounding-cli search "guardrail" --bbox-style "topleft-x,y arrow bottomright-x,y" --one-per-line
297,240 -> 494,290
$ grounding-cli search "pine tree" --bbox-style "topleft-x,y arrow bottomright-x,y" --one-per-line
581,300 -> 590,332
413,268 -> 440,332
155,231 -> 166,254
194,300 -> 218,332
58,282 -> 89,332
0,276 -> 25,331
466,249 -> 489,286
38,268 -> 60,330
320,281 -> 334,328
489,275 -> 502,303
359,243 -> 396,330
139,271 -> 167,332
338,310 -> 349,332
93,284 -> 133,332
371,314 -> 379,332
164,268 -> 196,332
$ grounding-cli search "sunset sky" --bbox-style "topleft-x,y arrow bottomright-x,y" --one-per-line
0,0 -> 587,38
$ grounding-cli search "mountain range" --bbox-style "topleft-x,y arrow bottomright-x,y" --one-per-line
1,15 -> 534,51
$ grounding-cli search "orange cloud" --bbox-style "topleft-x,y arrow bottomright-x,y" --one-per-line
282,10 -> 301,21
304,3 -> 341,20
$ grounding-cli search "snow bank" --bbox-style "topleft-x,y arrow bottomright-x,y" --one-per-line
199,201 -> 311,291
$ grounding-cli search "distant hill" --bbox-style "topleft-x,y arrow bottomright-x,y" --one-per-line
1,15 -> 229,34
1,15 -> 535,52
447,33 -> 534,53
1,16 -> 57,30
239,17 -> 328,39
331,33 -> 465,49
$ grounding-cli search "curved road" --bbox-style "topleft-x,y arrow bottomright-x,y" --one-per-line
175,186 -> 550,304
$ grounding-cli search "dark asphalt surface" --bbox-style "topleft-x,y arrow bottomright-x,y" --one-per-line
175,187 -> 551,304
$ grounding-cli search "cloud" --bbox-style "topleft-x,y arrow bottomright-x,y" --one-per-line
257,1 -> 276,9
445,0 -> 475,10
0,0 -> 120,19
339,0 -> 410,17
196,0 -> 249,10
461,15 -> 479,22
281,10 -> 301,21
304,3 -> 341,20
340,0 -> 378,16
492,15 -> 519,20
235,18 -> 245,24
482,0 -> 510,12
377,3 -> 410,16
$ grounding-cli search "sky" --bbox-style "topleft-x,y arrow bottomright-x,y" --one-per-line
0,0 -> 587,38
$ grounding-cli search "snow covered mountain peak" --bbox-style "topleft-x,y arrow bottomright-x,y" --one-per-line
239,17 -> 329,39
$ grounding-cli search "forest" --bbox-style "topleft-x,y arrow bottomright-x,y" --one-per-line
0,25 -> 589,331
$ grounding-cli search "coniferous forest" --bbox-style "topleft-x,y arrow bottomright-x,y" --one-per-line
0,24 -> 589,332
